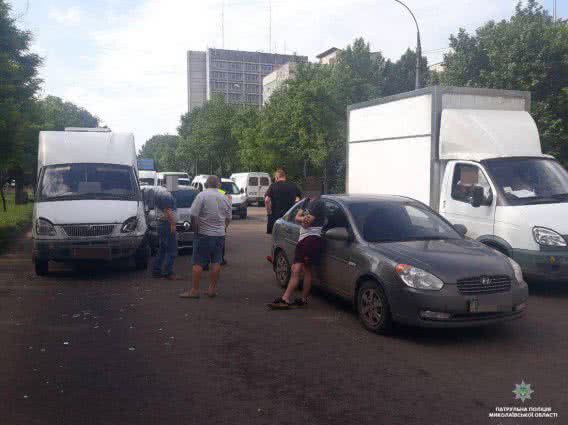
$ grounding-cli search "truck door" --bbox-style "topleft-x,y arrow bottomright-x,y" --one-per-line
440,162 -> 496,240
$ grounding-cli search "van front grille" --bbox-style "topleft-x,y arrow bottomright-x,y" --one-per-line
62,224 -> 115,238
457,275 -> 511,295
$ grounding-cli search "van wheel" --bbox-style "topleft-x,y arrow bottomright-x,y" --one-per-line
135,241 -> 150,270
35,260 -> 49,276
274,250 -> 290,288
357,280 -> 392,334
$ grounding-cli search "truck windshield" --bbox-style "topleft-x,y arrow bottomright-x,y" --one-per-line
39,163 -> 138,202
139,178 -> 155,186
483,158 -> 568,205
349,201 -> 461,243
221,182 -> 240,195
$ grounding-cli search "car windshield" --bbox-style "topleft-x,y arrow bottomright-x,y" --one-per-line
483,158 -> 568,205
39,163 -> 138,201
221,181 -> 240,194
139,178 -> 155,186
349,201 -> 461,243
178,178 -> 191,186
173,190 -> 198,208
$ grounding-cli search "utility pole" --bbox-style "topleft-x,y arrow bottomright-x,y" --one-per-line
393,0 -> 422,89
268,0 -> 272,53
221,0 -> 225,48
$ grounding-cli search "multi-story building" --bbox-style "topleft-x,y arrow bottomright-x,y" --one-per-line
316,47 -> 340,65
262,62 -> 300,105
187,48 -> 307,111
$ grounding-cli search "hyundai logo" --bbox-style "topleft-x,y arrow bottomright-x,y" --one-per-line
481,276 -> 492,285
183,221 -> 190,231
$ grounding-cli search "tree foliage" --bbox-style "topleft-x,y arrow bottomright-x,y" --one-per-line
138,134 -> 182,172
442,0 -> 568,162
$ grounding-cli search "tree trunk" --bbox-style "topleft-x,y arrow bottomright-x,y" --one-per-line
0,185 -> 6,213
322,163 -> 328,195
14,167 -> 27,205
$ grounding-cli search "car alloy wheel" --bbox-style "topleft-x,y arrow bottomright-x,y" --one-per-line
274,251 -> 290,288
357,281 -> 392,334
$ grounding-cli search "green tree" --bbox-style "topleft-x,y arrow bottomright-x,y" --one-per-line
138,134 -> 183,172
441,0 -> 568,163
382,48 -> 429,96
0,0 -> 42,208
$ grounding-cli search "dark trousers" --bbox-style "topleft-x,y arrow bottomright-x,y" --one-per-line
152,221 -> 177,276
267,214 -> 278,234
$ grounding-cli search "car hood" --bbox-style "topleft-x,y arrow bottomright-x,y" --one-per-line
176,207 -> 192,223
497,202 -> 568,234
370,239 -> 513,283
36,200 -> 140,224
231,194 -> 247,204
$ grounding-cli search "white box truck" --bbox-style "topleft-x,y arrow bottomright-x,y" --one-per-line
347,86 -> 568,282
32,128 -> 149,275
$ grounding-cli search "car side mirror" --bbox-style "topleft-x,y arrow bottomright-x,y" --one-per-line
470,185 -> 484,208
453,224 -> 468,236
240,188 -> 244,194
325,227 -> 351,242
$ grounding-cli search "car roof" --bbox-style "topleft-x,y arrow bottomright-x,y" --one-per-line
322,194 -> 422,205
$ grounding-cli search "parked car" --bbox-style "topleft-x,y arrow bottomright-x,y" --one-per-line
347,86 -> 568,282
271,194 -> 528,334
143,186 -> 198,253
230,172 -> 271,206
32,127 -> 149,276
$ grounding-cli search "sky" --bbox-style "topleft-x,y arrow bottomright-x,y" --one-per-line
9,0 -> 567,151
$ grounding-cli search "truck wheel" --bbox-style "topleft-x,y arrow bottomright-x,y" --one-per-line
35,260 -> 49,276
357,280 -> 392,334
135,241 -> 150,270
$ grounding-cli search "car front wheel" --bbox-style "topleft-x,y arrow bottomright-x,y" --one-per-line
357,280 -> 392,334
274,250 -> 290,288
34,260 -> 49,276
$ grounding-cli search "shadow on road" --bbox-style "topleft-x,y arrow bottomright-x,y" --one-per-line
528,281 -> 568,298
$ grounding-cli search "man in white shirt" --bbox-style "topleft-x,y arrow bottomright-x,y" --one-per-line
179,175 -> 232,299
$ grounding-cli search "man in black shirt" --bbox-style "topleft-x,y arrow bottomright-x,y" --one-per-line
265,168 -> 302,234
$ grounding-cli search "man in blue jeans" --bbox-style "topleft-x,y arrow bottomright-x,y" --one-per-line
152,188 -> 178,280
179,175 -> 231,298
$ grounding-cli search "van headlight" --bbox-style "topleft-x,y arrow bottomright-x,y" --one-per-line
532,227 -> 567,247
36,218 -> 56,236
508,258 -> 525,283
395,264 -> 444,291
121,217 -> 138,233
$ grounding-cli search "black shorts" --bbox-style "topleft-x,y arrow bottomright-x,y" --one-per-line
293,236 -> 324,265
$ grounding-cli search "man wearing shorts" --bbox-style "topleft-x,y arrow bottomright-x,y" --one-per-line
179,175 -> 231,299
269,196 -> 325,309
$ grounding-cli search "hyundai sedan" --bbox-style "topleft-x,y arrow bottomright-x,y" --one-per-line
271,195 -> 529,333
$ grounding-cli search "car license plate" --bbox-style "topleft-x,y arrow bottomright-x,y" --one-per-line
73,247 -> 111,259
468,299 -> 501,313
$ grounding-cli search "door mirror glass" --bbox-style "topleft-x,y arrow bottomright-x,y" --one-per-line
470,185 -> 485,208
453,224 -> 468,236
240,188 -> 244,194
325,227 -> 351,242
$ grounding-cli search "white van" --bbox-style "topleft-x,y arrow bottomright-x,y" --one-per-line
347,86 -> 568,282
230,172 -> 271,206
139,170 -> 157,187
157,172 -> 191,187
32,128 -> 149,275
191,175 -> 248,218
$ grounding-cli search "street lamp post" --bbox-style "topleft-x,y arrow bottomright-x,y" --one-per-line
393,0 -> 422,90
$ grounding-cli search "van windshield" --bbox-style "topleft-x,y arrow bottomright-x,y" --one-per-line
483,158 -> 568,205
39,163 -> 138,201
140,178 -> 155,186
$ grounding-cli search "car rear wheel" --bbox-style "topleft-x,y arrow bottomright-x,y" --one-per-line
274,250 -> 290,288
34,260 -> 49,276
357,280 -> 392,334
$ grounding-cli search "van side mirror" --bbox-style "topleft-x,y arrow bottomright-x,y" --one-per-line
325,227 -> 352,242
453,224 -> 468,236
240,188 -> 244,194
470,186 -> 485,208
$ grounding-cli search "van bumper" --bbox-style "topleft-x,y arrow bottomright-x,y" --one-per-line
512,249 -> 568,282
33,236 -> 144,262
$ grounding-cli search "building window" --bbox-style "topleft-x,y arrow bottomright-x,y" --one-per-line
245,84 -> 259,94
213,60 -> 226,69
228,93 -> 242,103
212,71 -> 227,79
229,62 -> 242,71
246,94 -> 259,104
261,64 -> 273,73
228,73 -> 242,82
245,74 -> 258,82
245,63 -> 258,72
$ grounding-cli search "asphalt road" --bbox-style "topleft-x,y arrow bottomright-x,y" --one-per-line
1,207 -> 567,425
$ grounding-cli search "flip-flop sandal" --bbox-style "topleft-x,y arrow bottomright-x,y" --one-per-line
292,298 -> 308,308
267,297 -> 291,310
179,292 -> 200,299
206,292 -> 217,298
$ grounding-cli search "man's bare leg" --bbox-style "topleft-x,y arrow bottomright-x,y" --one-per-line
282,263 -> 303,302
190,264 -> 203,296
301,265 -> 313,300
207,263 -> 221,296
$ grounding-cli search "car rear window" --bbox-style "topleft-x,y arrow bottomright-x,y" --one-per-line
249,177 -> 259,186
260,177 -> 270,186
173,190 -> 198,208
